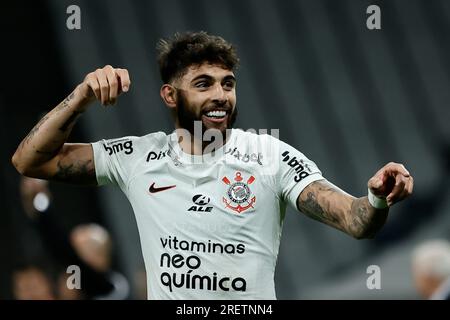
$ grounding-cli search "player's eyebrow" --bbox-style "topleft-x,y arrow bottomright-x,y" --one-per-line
223,75 -> 236,83
190,74 -> 236,83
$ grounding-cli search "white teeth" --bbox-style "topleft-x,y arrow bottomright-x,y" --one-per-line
206,110 -> 226,117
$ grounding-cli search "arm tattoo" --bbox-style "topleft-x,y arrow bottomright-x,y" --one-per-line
19,92 -> 81,156
59,111 -> 82,132
20,92 -> 76,149
349,198 -> 388,239
53,158 -> 96,185
300,191 -> 340,225
23,114 -> 50,145
297,180 -> 389,238
297,180 -> 347,230
55,91 -> 75,112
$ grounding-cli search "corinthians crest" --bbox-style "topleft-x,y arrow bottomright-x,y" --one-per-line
222,172 -> 256,213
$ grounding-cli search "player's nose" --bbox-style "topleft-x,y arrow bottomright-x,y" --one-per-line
211,84 -> 228,105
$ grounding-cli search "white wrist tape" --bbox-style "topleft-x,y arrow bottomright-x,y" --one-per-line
368,188 -> 388,209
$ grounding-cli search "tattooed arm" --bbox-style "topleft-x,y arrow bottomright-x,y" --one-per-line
12,65 -> 131,185
297,163 -> 413,239
297,180 -> 388,239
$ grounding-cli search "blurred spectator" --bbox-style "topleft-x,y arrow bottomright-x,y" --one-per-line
412,239 -> 450,300
134,268 -> 147,300
57,272 -> 82,300
19,176 -> 130,299
12,264 -> 55,300
71,224 -> 112,273
69,223 -> 130,299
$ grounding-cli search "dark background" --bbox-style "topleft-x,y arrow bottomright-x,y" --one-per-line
1,0 -> 449,299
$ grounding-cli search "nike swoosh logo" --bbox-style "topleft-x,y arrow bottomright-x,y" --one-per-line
149,182 -> 176,193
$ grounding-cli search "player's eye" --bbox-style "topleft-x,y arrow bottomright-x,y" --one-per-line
195,81 -> 210,88
223,81 -> 235,90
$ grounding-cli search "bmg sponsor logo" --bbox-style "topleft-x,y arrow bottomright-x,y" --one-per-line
103,140 -> 133,156
281,151 -> 310,182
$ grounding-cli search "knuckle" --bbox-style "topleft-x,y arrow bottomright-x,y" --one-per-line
86,76 -> 96,85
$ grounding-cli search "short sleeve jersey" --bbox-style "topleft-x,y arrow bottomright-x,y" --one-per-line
91,129 -> 323,299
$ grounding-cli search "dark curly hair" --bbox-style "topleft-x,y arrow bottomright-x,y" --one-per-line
157,31 -> 239,84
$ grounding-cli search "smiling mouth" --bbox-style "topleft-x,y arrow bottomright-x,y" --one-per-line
201,109 -> 230,123
204,110 -> 227,119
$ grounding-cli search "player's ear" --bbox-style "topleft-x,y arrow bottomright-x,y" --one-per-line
160,84 -> 177,109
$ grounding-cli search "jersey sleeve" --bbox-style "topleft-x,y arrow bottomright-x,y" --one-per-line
90,136 -> 138,190
273,138 -> 324,210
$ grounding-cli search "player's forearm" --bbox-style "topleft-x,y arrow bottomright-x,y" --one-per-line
347,197 -> 389,239
12,85 -> 90,174
297,180 -> 389,239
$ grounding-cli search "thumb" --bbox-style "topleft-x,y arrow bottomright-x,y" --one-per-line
368,176 -> 385,197
368,176 -> 382,189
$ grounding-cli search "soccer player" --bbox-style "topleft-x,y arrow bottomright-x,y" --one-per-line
12,32 -> 413,299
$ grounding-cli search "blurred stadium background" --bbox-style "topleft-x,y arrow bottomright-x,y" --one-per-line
1,0 -> 450,299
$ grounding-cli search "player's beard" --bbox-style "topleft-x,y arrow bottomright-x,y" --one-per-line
176,90 -> 237,147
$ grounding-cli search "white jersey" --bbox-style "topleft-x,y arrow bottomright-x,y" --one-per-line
91,129 -> 323,299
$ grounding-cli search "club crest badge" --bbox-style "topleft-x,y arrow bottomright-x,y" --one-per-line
222,172 -> 256,213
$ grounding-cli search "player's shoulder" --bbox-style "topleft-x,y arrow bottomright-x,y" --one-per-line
229,128 -> 315,168
99,131 -> 169,157
225,129 -> 283,169
230,128 -> 282,154
138,131 -> 170,147
231,128 -> 280,143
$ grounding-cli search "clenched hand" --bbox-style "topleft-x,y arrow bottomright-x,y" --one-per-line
368,162 -> 414,207
78,65 -> 131,106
